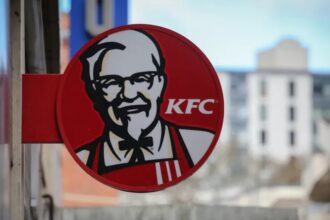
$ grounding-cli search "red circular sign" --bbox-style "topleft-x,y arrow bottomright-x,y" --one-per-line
57,24 -> 224,192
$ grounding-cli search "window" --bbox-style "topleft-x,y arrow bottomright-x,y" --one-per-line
290,131 -> 295,146
313,121 -> 317,135
260,79 -> 266,97
289,106 -> 295,121
289,81 -> 295,97
324,85 -> 330,96
260,105 -> 266,121
313,84 -> 322,95
260,130 -> 266,145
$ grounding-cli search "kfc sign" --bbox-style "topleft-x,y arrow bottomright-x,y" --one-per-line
165,99 -> 216,114
22,24 -> 224,192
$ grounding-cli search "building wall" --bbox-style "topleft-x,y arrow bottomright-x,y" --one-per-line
313,75 -> 330,114
248,39 -> 312,163
217,72 -> 231,147
318,118 -> 330,158
258,39 -> 308,71
229,72 -> 248,147
248,72 -> 312,162
313,74 -> 330,150
56,205 -> 298,220
216,71 -> 248,149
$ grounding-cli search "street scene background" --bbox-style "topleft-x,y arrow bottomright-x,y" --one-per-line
0,0 -> 329,219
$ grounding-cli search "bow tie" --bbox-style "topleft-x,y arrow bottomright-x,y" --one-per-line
118,136 -> 154,163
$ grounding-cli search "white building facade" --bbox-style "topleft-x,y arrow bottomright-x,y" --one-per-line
248,40 -> 312,163
217,72 -> 231,147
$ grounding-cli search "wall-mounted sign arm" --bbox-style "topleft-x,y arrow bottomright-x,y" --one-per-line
22,74 -> 63,143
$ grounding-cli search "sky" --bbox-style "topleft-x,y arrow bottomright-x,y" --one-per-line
129,0 -> 330,73
50,0 -> 330,73
0,0 -> 8,70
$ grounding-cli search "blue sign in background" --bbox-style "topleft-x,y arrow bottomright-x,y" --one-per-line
70,0 -> 128,58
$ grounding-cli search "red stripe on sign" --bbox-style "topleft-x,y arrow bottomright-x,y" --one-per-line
160,161 -> 168,183
169,160 -> 176,178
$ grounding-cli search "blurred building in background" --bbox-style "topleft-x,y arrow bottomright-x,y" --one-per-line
209,40 -> 330,220
1,0 -> 329,219
229,72 -> 248,148
313,74 -> 330,152
248,40 -> 312,163
217,73 -> 230,146
219,39 -> 330,164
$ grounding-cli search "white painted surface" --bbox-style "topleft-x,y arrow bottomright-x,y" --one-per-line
248,39 -> 312,163
179,128 -> 214,164
217,72 -> 230,146
165,161 -> 172,181
248,72 -> 312,162
155,162 -> 163,185
77,150 -> 90,164
258,39 -> 308,71
174,160 -> 181,177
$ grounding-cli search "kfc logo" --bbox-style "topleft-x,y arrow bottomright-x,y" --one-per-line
165,99 -> 216,114
58,25 -> 224,192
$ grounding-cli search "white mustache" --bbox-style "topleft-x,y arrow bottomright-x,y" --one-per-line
117,97 -> 147,109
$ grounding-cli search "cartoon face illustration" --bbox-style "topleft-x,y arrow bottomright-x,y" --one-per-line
80,30 -> 167,140
60,25 -> 223,192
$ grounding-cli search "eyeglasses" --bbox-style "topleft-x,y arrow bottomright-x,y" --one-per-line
93,71 -> 160,88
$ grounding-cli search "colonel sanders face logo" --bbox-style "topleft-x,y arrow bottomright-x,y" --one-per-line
80,30 -> 166,141
59,25 -> 223,192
